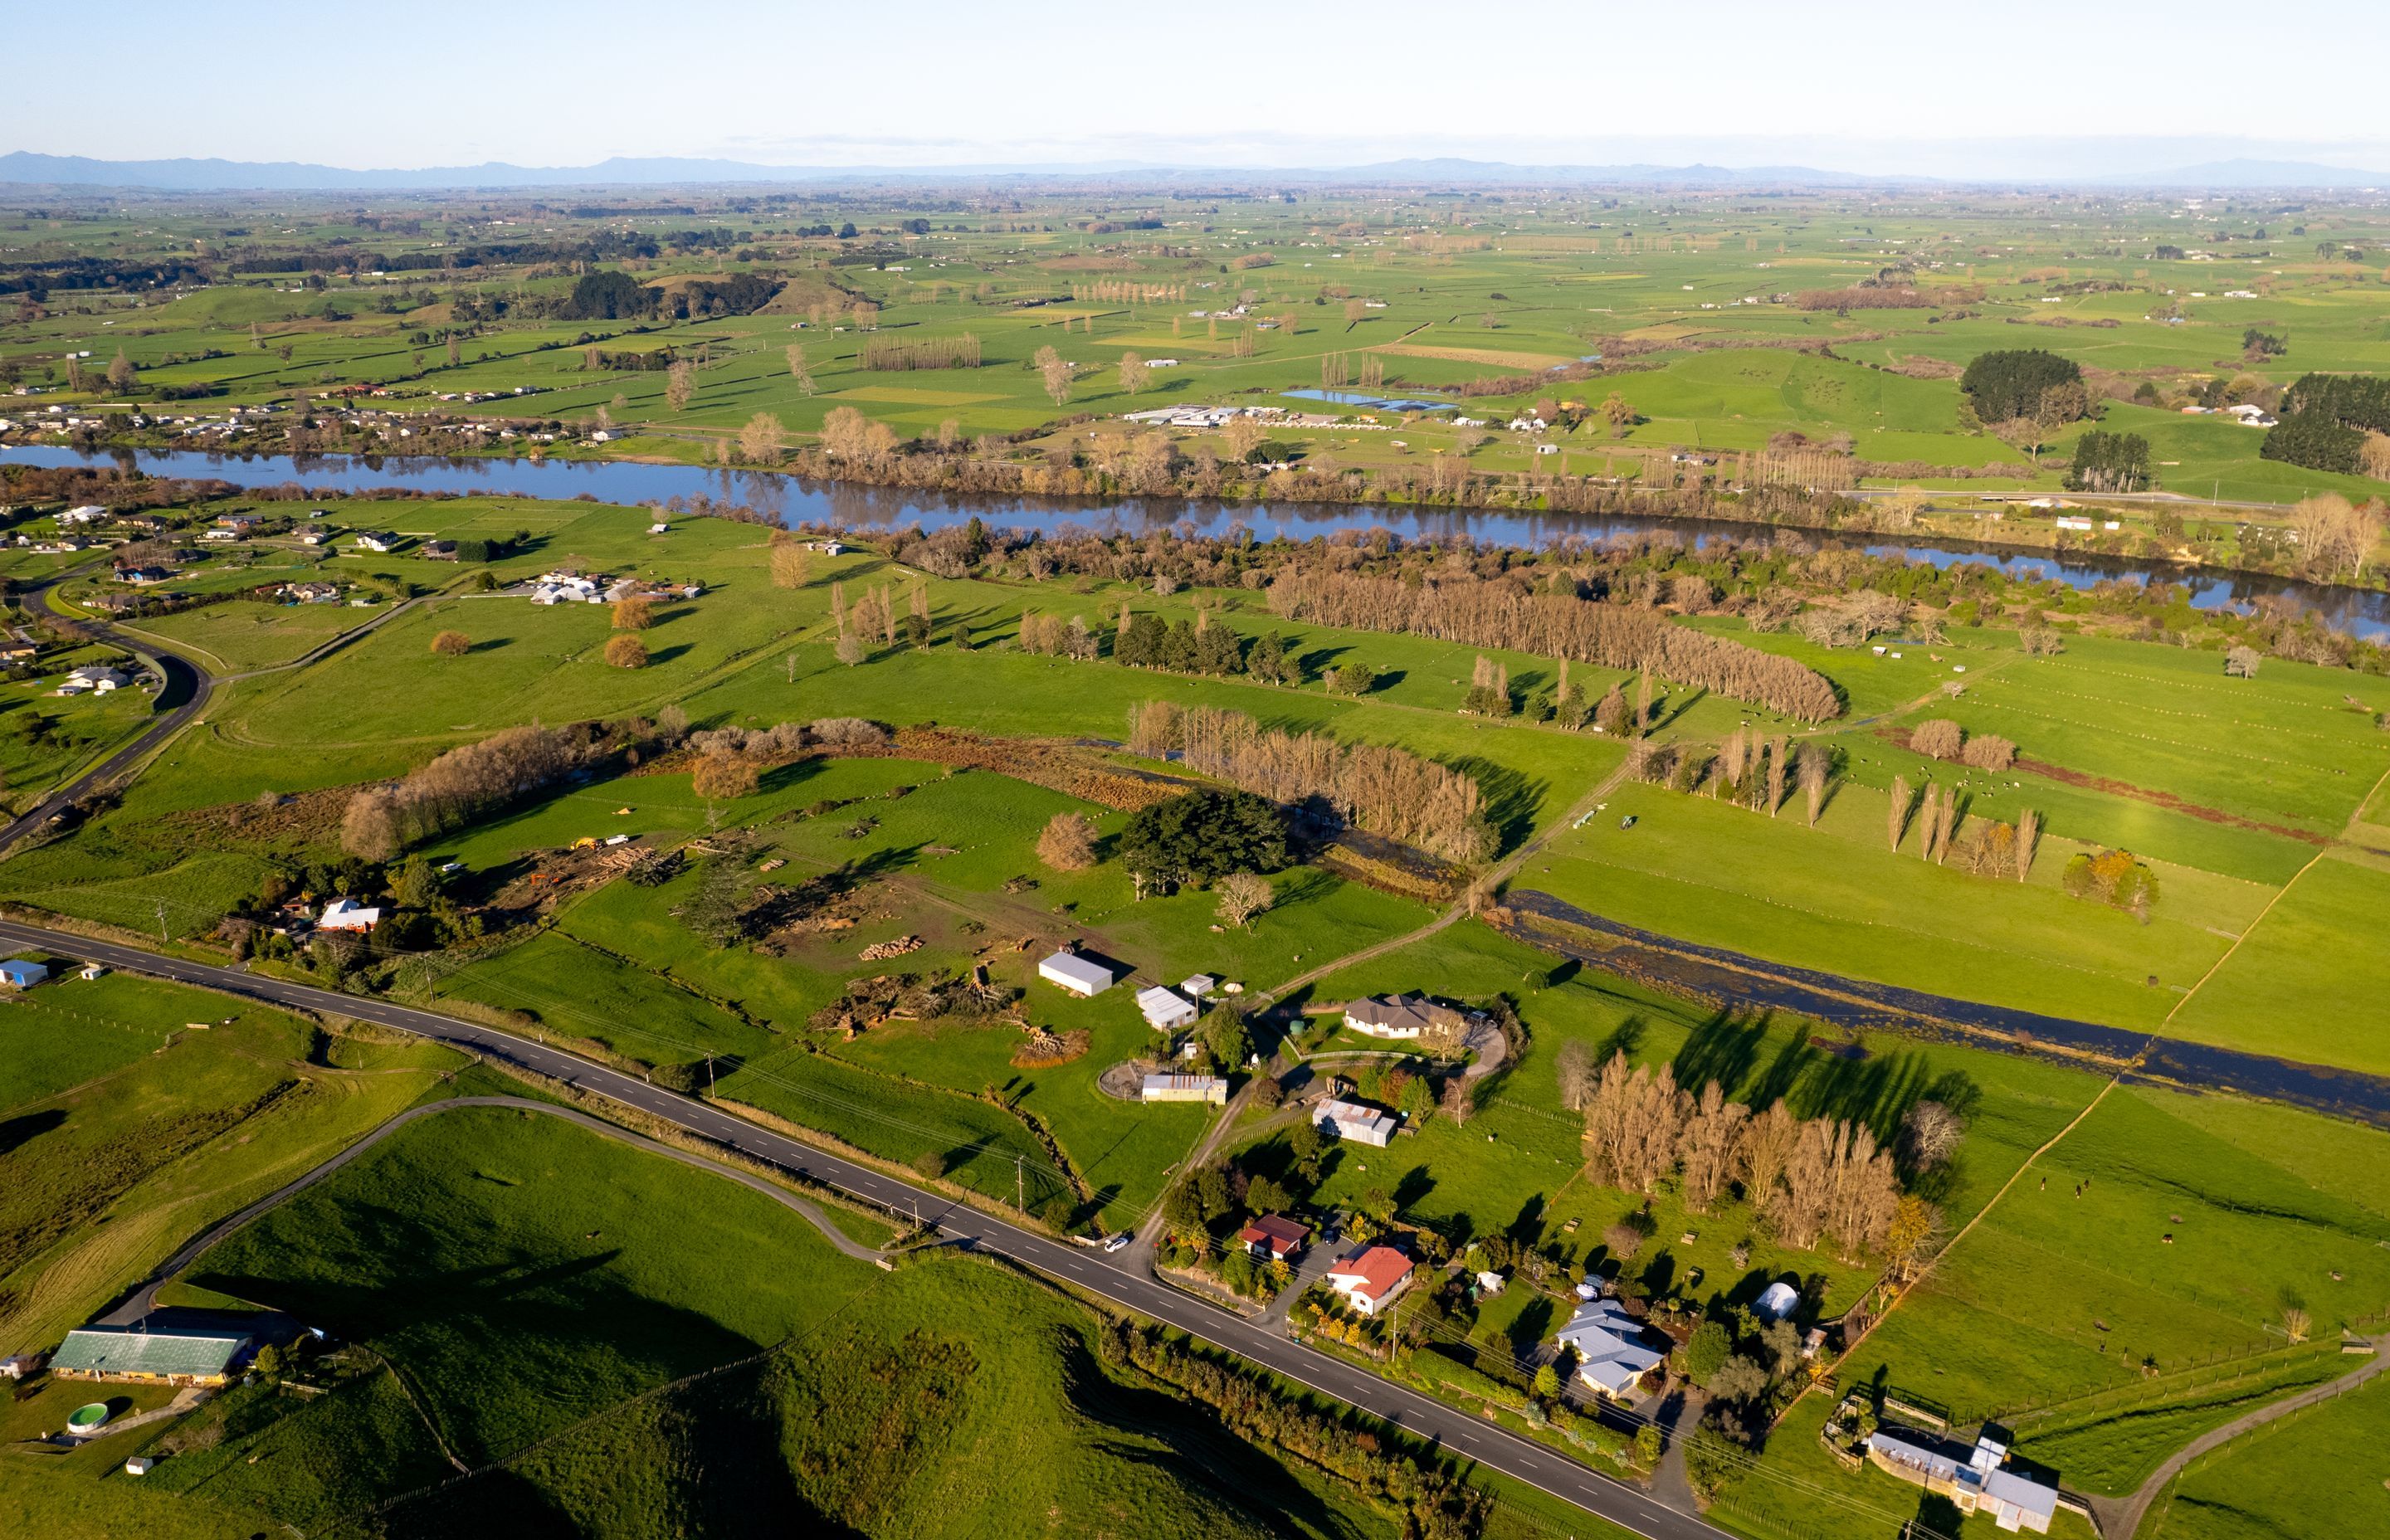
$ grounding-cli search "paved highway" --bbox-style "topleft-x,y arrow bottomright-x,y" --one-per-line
0,915 -> 1728,1540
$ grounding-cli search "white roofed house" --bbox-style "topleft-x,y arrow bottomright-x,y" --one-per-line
1038,949 -> 1115,997
1342,992 -> 1466,1044
319,897 -> 382,932
352,532 -> 398,553
1552,1295 -> 1666,1401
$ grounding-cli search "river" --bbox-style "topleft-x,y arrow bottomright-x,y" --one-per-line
12,443 -> 2389,640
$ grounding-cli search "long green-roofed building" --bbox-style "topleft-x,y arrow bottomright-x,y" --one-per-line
49,1325 -> 252,1386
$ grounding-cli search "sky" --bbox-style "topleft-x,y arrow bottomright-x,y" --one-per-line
18,0 -> 2390,178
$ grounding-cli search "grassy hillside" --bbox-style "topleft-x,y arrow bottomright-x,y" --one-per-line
108,1106 -> 1406,1538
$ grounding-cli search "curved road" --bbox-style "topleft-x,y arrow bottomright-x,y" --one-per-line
0,643 -> 209,853
0,914 -> 1724,1540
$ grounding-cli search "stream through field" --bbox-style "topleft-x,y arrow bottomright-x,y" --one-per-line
11,443 -> 2390,641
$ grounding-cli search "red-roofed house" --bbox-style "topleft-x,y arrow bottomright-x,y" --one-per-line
1237,1214 -> 1310,1263
1324,1245 -> 1414,1316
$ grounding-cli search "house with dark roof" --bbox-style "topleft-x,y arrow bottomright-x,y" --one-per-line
1344,992 -> 1466,1043
1237,1214 -> 1310,1263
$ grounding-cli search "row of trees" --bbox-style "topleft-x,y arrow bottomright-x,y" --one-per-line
342,722 -> 615,859
2066,430 -> 2153,493
1884,772 -> 2041,880
1265,569 -> 1842,722
1129,700 -> 1498,864
1562,1050 -> 1930,1262
859,333 -> 982,371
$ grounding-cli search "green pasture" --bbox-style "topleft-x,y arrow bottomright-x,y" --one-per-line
2144,1372 -> 2390,1540
0,973 -> 467,1357
1845,1083 -> 2390,1427
1529,778 -> 2246,1035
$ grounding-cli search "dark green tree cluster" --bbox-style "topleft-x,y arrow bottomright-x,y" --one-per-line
1117,790 -> 1288,892
558,269 -> 783,322
1115,614 -> 1246,675
2065,430 -> 2153,493
1958,349 -> 2085,422
2264,373 -> 2390,473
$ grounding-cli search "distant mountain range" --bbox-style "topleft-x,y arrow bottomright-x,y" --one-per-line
2,149 -> 2385,192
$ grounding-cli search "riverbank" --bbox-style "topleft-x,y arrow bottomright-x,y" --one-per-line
11,440 -> 2390,642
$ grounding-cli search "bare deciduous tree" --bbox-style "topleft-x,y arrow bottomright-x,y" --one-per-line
739,412 -> 788,465
1036,811 -> 1099,870
1214,870 -> 1274,928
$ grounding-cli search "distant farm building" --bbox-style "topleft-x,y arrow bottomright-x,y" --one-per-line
50,1325 -> 253,1388
1136,985 -> 1199,1031
1313,1097 -> 1397,1147
1866,1425 -> 2058,1534
1140,1073 -> 1227,1105
0,958 -> 49,989
1038,951 -> 1115,997
319,898 -> 382,932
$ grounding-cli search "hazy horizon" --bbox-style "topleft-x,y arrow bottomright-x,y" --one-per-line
18,0 -> 2390,183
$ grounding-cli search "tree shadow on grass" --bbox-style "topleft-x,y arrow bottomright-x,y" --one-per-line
1672,1009 -> 1771,1097
467,636 -> 511,654
646,643 -> 693,667
1505,1294 -> 1555,1365
1449,754 -> 1548,855
0,1107 -> 66,1158
1058,1333 -> 1352,1540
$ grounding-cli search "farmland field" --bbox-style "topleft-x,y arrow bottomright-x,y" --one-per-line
7,173 -> 2390,1540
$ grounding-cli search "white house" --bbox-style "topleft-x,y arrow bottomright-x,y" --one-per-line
59,505 -> 108,525
0,959 -> 49,989
1181,973 -> 1217,1000
1136,985 -> 1198,1031
1324,1245 -> 1414,1316
1314,1097 -> 1397,1147
319,898 -> 382,932
1038,950 -> 1115,997
352,532 -> 398,553
1343,993 -> 1463,1042
1554,1296 -> 1666,1400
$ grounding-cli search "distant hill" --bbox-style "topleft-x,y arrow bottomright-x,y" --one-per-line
3,149 -> 2385,193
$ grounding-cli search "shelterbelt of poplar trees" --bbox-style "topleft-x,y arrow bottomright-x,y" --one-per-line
1266,571 -> 1843,723
1129,701 -> 1496,864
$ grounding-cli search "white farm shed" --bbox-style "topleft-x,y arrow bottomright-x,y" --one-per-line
1038,952 -> 1115,997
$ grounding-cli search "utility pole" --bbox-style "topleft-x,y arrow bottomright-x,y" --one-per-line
705,1055 -> 715,1094
155,899 -> 168,942
1015,1155 -> 1025,1214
